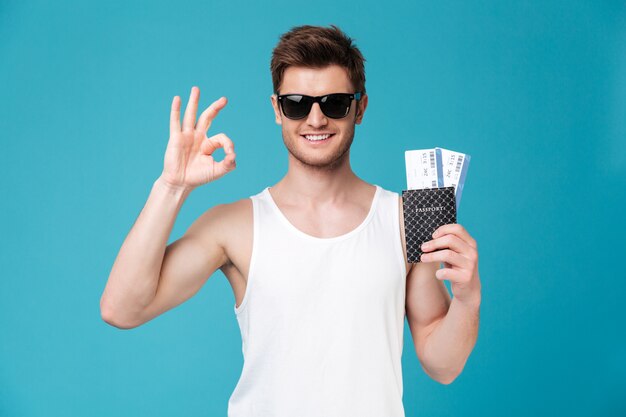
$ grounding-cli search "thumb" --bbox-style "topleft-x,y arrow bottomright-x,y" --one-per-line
206,151 -> 237,180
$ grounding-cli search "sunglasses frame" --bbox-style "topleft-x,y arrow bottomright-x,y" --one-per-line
276,92 -> 362,120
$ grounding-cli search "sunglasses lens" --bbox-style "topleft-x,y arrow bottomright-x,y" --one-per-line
321,94 -> 352,118
281,95 -> 311,119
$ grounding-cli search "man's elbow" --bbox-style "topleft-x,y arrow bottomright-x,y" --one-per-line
101,315 -> 138,330
436,370 -> 461,385
100,301 -> 141,330
423,365 -> 463,385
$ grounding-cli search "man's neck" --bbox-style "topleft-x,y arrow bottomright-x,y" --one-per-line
271,154 -> 367,206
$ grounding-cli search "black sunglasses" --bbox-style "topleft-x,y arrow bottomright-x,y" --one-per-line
277,92 -> 362,120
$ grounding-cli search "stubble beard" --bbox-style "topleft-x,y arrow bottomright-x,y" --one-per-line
282,124 -> 355,172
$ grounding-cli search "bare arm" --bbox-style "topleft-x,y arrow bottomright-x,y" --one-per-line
405,261 -> 452,382
419,286 -> 480,384
402,197 -> 481,384
100,177 -> 191,328
100,86 -> 236,329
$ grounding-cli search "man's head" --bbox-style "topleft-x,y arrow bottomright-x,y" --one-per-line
269,25 -> 368,171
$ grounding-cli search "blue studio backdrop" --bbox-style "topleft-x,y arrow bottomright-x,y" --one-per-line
1,1 -> 625,416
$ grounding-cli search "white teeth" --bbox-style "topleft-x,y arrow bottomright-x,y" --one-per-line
304,134 -> 332,141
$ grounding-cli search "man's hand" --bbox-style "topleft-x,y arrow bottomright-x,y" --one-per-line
419,223 -> 481,306
160,86 -> 236,192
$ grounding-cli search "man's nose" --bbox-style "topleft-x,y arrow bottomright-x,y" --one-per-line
306,102 -> 327,127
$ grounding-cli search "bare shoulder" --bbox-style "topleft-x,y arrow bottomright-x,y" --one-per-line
220,197 -> 253,242
189,196 -> 253,275
192,197 -> 251,245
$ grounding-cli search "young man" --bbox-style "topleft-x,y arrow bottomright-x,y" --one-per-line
101,25 -> 482,416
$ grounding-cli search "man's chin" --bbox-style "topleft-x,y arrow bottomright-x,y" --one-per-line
287,150 -> 350,171
283,134 -> 353,171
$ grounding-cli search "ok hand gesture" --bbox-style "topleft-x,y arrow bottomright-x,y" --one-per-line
160,86 -> 236,191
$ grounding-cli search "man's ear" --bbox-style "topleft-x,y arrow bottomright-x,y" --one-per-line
270,94 -> 282,125
355,93 -> 368,125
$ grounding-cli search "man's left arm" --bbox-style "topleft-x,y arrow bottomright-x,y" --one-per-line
405,223 -> 482,385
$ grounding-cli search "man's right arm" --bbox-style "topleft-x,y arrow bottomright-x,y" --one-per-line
100,87 -> 236,329
100,176 -> 228,329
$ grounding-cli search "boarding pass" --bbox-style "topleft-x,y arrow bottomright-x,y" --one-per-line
405,147 -> 471,209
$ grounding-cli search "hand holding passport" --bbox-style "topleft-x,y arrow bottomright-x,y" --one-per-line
403,148 -> 471,263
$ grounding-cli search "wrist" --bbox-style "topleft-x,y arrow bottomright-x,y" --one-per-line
454,292 -> 481,311
154,175 -> 194,200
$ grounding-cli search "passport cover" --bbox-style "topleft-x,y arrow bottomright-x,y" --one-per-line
402,187 -> 457,263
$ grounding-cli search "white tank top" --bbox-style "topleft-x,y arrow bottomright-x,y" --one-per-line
228,184 -> 407,417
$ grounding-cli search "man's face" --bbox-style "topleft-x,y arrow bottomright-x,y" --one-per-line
270,64 -> 368,170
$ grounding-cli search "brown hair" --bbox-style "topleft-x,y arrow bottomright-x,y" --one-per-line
270,24 -> 366,95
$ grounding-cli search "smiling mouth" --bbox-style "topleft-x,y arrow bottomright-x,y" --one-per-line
301,133 -> 335,142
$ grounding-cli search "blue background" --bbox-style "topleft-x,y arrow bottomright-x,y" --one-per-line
1,0 -> 625,415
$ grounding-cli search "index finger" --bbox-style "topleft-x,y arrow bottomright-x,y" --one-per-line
432,223 -> 477,248
197,96 -> 228,133
182,86 -> 200,131
170,95 -> 181,135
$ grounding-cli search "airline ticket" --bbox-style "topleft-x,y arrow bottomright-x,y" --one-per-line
404,149 -> 439,190
405,147 -> 471,209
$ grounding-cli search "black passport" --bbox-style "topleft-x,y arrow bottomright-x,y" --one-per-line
402,187 -> 457,263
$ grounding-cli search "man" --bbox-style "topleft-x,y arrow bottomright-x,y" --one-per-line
101,25 -> 481,416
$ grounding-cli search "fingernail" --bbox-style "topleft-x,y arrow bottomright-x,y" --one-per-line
433,231 -> 438,237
